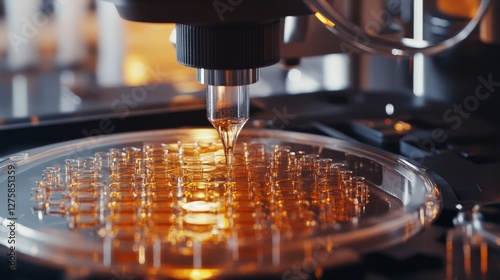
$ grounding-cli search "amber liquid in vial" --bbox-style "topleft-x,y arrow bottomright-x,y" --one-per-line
209,118 -> 247,171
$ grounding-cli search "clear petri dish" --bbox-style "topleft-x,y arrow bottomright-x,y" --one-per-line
304,0 -> 491,56
0,128 -> 440,279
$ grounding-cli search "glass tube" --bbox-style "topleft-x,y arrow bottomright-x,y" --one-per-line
206,85 -> 249,173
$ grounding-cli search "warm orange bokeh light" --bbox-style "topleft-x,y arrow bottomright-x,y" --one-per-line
437,0 -> 480,18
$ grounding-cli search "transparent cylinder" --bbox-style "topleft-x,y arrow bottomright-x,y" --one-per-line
206,85 -> 249,171
446,206 -> 489,280
206,85 -> 249,123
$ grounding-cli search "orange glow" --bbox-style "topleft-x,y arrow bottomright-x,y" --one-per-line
182,201 -> 220,213
315,12 -> 336,28
437,0 -> 479,18
481,241 -> 488,277
189,269 -> 215,280
394,121 -> 412,132
160,268 -> 219,280
124,55 -> 150,85
31,116 -> 40,125
122,22 -> 201,91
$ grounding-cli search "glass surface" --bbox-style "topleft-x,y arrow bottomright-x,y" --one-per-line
446,202 -> 500,280
305,0 -> 491,56
0,128 -> 440,279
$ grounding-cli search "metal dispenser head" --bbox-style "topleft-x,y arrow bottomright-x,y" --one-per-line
105,0 -> 312,152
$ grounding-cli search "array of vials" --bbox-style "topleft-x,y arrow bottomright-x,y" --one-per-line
32,140 -> 370,267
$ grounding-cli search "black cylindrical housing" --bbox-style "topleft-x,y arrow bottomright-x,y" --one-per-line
176,21 -> 281,70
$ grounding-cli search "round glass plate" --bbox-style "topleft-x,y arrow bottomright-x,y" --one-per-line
304,0 -> 490,56
0,128 -> 440,279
